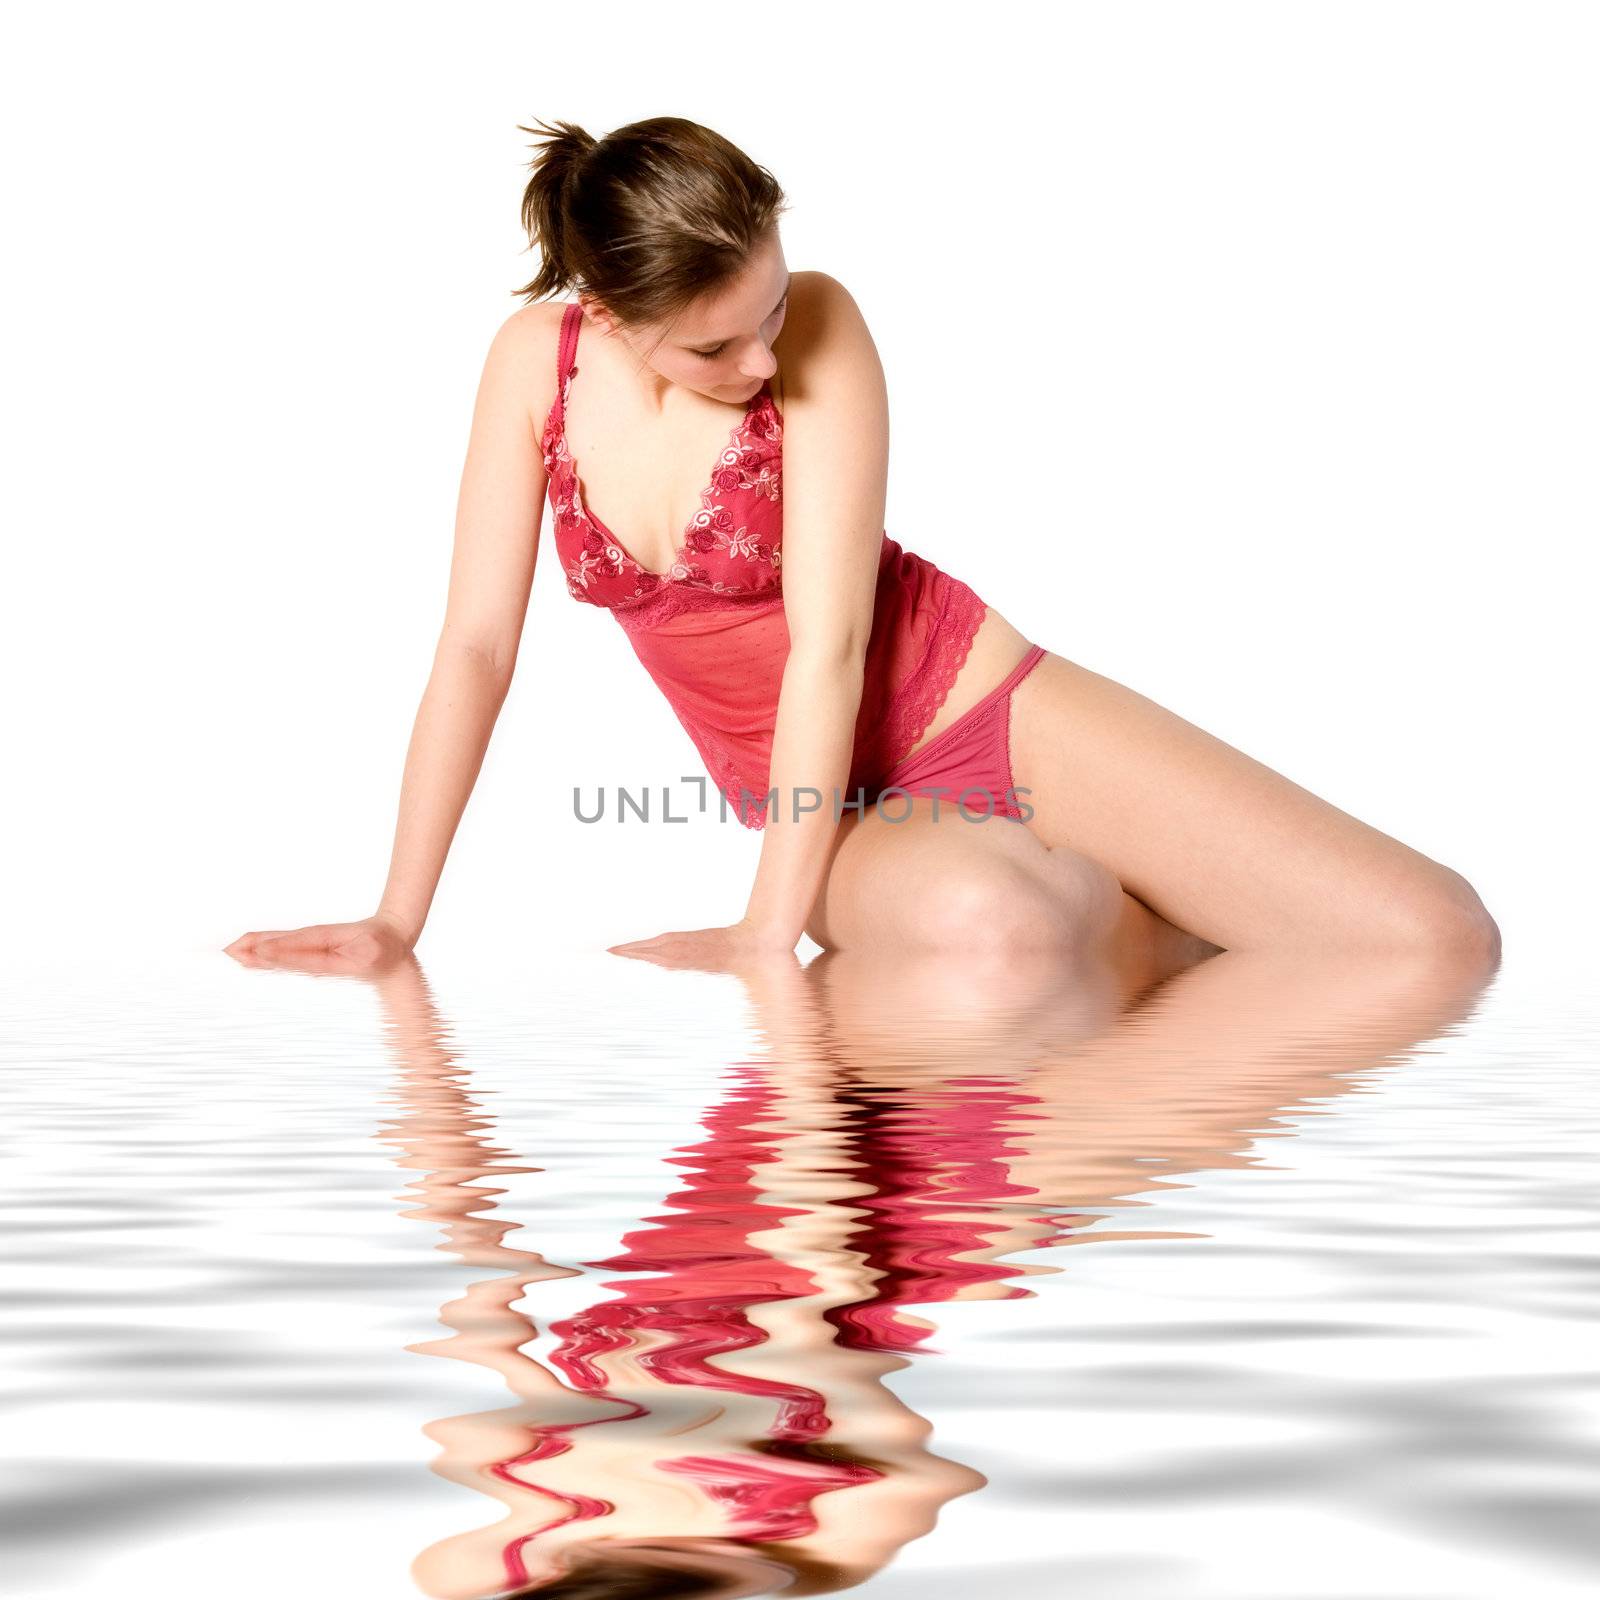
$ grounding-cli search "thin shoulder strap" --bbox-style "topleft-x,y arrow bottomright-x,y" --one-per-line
554,301 -> 582,408
542,302 -> 584,450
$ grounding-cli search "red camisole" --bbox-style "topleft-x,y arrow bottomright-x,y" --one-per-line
492,1063 -> 1055,1583
541,300 -> 990,828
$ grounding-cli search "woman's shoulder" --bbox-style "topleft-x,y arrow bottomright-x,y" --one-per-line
474,299 -> 572,440
771,271 -> 883,420
487,297 -> 569,368
781,270 -> 867,343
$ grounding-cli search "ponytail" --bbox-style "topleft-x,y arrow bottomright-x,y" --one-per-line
510,116 -> 788,330
515,117 -> 598,301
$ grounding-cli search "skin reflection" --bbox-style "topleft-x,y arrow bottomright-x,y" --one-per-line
784,942 -> 1502,1264
367,957 -> 983,1599
334,935 -> 1496,1598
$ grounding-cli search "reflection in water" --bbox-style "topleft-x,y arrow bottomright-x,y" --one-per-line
366,941 -> 1499,1598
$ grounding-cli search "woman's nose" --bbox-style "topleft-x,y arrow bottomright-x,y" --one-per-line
740,342 -> 778,381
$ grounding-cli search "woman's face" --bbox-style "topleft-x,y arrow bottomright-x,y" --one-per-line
590,229 -> 792,403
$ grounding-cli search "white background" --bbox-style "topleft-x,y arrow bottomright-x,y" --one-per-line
2,0 -> 1596,972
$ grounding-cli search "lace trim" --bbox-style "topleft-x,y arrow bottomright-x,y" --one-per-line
542,351 -> 782,612
723,775 -> 770,831
610,580 -> 784,632
705,728 -> 773,831
878,583 -> 990,775
700,730 -> 771,831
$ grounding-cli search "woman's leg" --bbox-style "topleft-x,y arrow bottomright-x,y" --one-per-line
1007,650 -> 1500,958
805,798 -> 1213,997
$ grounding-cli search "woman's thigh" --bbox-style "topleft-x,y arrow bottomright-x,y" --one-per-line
1007,650 -> 1499,956
805,796 -> 1123,958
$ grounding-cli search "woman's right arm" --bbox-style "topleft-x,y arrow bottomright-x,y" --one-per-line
225,305 -> 558,969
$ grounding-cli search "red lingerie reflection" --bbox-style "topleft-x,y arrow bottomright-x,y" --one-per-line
373,942 -> 1496,1597
821,1080 -> 1056,1355
493,1064 -> 1049,1589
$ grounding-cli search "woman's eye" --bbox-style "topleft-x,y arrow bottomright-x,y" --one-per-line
695,301 -> 784,360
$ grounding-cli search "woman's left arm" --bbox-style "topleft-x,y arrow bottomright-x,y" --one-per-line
608,273 -> 888,969
741,272 -> 886,947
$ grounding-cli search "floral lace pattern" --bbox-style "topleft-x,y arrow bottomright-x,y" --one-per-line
541,305 -> 784,613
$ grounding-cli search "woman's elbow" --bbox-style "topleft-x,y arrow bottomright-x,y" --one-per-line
786,631 -> 870,680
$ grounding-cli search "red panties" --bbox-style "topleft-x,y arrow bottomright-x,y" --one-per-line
871,643 -> 1047,821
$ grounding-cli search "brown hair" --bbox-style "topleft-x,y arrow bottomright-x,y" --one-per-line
494,1545 -> 710,1597
492,1538 -> 798,1598
513,116 -> 788,332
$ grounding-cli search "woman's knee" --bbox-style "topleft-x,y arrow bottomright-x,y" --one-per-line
931,845 -> 1118,956
1401,867 -> 1502,965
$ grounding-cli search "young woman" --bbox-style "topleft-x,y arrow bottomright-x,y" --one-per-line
225,116 -> 1499,982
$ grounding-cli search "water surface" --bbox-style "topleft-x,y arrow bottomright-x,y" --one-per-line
3,945 -> 1597,1598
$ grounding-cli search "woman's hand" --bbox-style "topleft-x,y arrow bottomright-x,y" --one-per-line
223,911 -> 416,974
607,917 -> 799,975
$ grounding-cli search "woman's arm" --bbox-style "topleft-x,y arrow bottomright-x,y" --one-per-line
609,273 -> 889,968
225,306 -> 555,966
373,306 -> 553,941
742,273 -> 888,946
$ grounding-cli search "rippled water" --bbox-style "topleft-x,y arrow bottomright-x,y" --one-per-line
4,945 -> 1597,1598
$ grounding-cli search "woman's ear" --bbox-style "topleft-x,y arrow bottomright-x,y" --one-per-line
578,295 -> 623,340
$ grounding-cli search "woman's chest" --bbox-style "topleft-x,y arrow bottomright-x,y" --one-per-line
545,386 -> 785,610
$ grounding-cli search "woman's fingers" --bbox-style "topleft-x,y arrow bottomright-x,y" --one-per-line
226,916 -> 411,973
224,924 -> 342,958
255,924 -> 341,952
